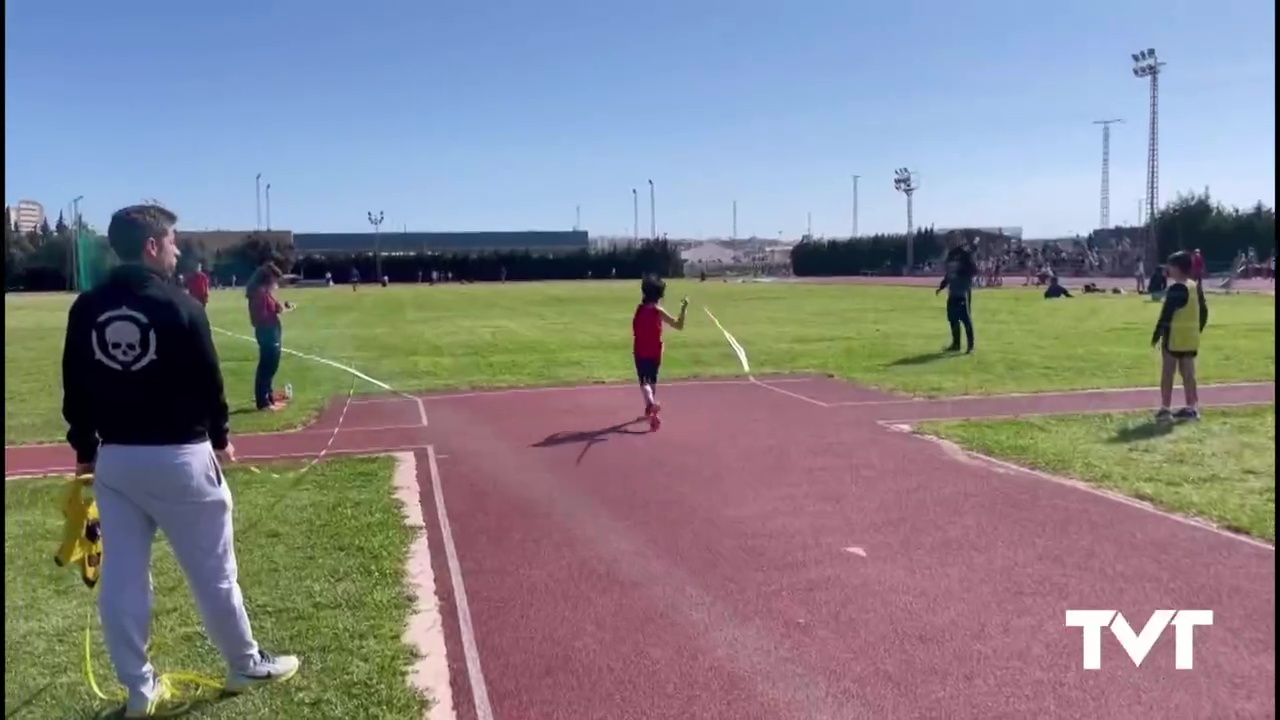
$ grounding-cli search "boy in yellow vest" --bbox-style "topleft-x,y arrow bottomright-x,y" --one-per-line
1151,251 -> 1208,422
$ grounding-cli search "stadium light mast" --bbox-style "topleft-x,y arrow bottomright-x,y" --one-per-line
1092,119 -> 1123,229
892,167 -> 919,271
632,188 -> 639,243
68,195 -> 84,291
255,173 -> 263,230
851,174 -> 861,238
265,183 -> 273,230
367,210 -> 385,280
1132,47 -> 1165,262
648,179 -> 656,241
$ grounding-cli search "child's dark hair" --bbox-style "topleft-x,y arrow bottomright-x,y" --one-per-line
1167,251 -> 1194,276
640,274 -> 666,304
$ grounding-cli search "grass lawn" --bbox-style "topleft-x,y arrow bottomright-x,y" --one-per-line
3,456 -> 428,720
5,281 -> 1274,444
919,405 -> 1277,542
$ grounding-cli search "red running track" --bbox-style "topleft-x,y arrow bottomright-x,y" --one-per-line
413,379 -> 1275,720
5,379 -> 1275,719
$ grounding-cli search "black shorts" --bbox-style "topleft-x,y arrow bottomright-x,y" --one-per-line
1161,339 -> 1197,359
634,357 -> 661,385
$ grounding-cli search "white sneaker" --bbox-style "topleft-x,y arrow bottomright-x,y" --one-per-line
225,650 -> 301,694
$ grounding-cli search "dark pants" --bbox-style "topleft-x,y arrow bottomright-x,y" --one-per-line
254,325 -> 283,409
946,295 -> 974,350
634,356 -> 661,386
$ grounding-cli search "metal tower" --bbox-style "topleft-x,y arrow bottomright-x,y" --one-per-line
1132,48 -> 1165,257
892,168 -> 919,271
1093,119 -> 1123,228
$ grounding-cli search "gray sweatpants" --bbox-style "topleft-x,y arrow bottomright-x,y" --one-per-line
94,442 -> 259,705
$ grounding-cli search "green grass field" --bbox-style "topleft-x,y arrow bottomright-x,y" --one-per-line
3,457 -> 428,720
920,405 -> 1277,541
3,281 -> 1274,717
5,281 -> 1275,444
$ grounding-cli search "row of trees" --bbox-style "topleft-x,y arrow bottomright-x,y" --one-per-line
790,230 -> 942,276
787,194 -> 1275,277
3,211 -> 685,291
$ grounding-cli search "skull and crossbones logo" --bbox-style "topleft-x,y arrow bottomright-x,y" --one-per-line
91,308 -> 157,371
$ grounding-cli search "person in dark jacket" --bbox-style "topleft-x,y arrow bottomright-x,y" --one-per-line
61,204 -> 299,717
246,263 -> 294,411
936,233 -> 977,353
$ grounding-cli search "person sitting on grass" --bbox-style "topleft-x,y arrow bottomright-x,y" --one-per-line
1043,276 -> 1073,299
1151,251 -> 1208,423
246,264 -> 295,412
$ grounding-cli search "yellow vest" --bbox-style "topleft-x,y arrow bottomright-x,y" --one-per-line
1168,281 -> 1201,352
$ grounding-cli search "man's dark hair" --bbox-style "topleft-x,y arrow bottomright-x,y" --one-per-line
640,274 -> 666,304
107,204 -> 178,261
1167,250 -> 1194,275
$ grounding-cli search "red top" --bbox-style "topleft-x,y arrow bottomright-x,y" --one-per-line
249,287 -> 284,329
1191,252 -> 1205,278
186,271 -> 210,304
633,303 -> 663,359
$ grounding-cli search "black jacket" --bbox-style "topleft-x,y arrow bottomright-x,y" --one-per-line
62,264 -> 231,463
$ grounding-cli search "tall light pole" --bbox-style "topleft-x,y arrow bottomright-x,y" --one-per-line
69,195 -> 84,291
892,167 -> 920,272
367,210 -> 385,280
1093,119 -> 1123,229
574,205 -> 581,231
648,179 -> 656,240
806,211 -> 813,239
255,173 -> 263,230
265,183 -> 273,230
632,188 -> 639,243
1132,48 -> 1165,262
851,174 -> 861,238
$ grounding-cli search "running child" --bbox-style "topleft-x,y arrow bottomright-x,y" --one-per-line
1151,251 -> 1208,422
633,275 -> 688,431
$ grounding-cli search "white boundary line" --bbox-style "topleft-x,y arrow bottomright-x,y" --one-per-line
391,451 -> 457,720
872,399 -> 1275,424
343,377 -> 822,405
889,424 -> 1275,552
5,444 -> 434,479
426,445 -> 495,720
212,326 -> 428,426
702,306 -> 834,407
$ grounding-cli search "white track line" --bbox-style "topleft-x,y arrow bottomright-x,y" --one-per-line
702,306 -> 833,407
5,444 -> 433,479
391,451 -> 457,720
426,445 -> 494,720
212,326 -> 428,426
892,425 -> 1275,552
343,377 -> 821,405
872,399 -> 1274,424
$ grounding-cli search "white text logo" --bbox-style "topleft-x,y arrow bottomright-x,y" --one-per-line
1065,610 -> 1213,670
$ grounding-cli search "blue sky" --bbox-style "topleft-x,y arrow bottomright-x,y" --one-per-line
5,0 -> 1275,239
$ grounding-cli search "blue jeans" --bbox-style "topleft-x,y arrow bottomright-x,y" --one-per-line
254,325 -> 282,409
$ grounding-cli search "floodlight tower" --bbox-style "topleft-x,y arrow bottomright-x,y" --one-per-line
1093,119 -> 1123,228
367,210 -> 385,280
1132,48 -> 1165,260
893,167 -> 919,271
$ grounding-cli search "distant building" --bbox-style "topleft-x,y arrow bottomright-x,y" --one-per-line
8,199 -> 45,233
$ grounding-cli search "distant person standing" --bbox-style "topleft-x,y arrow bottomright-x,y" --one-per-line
185,262 -> 211,307
61,205 -> 299,718
246,263 -> 294,411
937,233 -> 977,353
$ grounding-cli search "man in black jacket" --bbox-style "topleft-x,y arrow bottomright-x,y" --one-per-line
62,204 -> 298,717
936,232 -> 977,353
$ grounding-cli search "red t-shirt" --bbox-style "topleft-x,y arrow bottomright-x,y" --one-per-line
249,287 -> 284,328
1191,253 -> 1205,278
186,271 -> 210,305
632,303 -> 663,359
